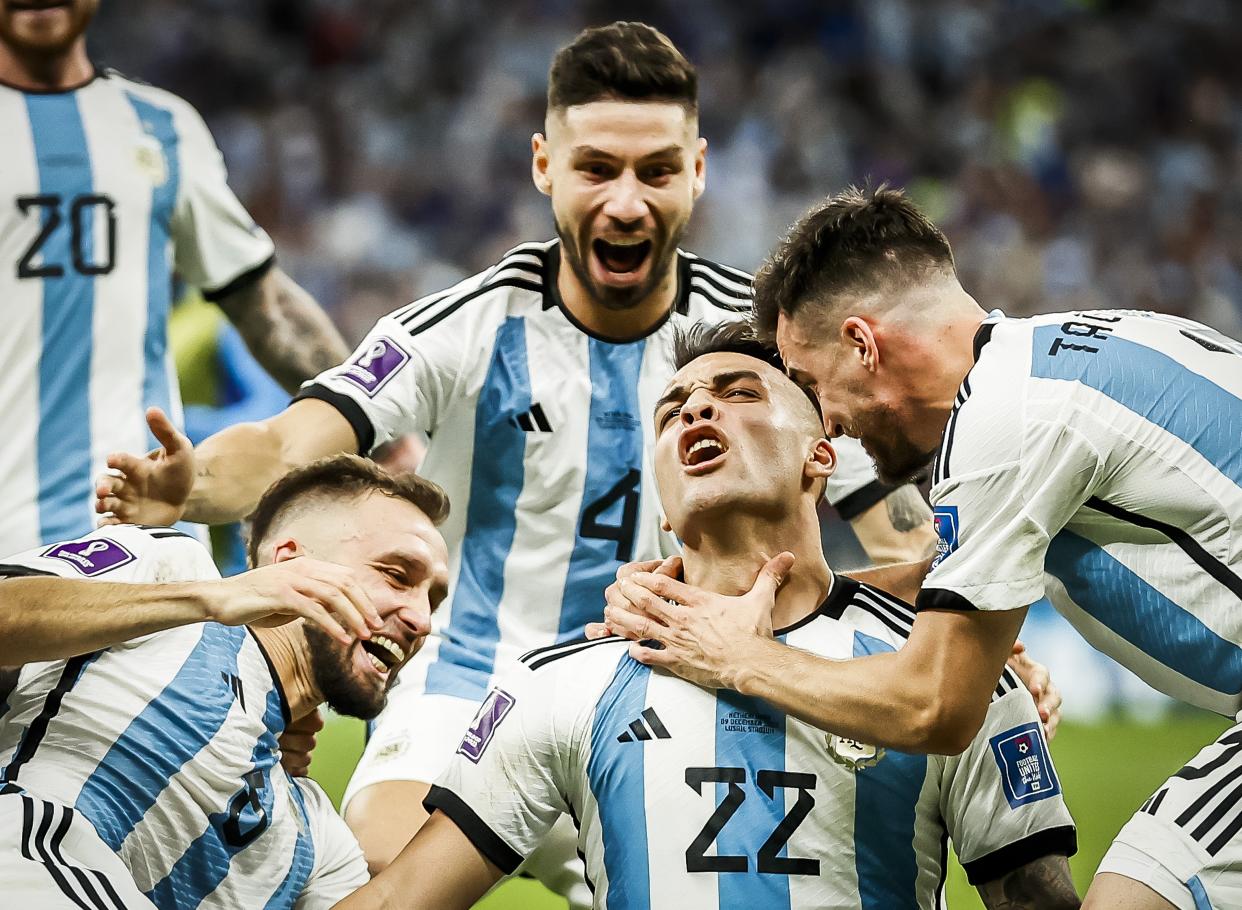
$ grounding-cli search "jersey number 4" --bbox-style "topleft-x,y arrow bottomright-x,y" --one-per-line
685,767 -> 819,876
16,193 -> 117,279
580,468 -> 641,562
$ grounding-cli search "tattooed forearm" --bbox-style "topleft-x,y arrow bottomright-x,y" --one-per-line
978,855 -> 1080,910
884,484 -> 931,533
216,266 -> 349,393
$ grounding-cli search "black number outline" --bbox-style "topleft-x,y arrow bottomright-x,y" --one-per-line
685,766 -> 747,872
756,770 -> 820,875
579,467 -> 641,562
70,194 -> 117,276
16,194 -> 64,278
222,767 -> 270,848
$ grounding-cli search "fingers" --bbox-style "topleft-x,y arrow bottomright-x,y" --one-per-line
1011,638 -> 1027,657
617,577 -> 684,625
751,552 -> 795,599
628,640 -> 675,668
584,622 -> 613,640
615,558 -> 664,584
1041,683 -> 1063,741
627,571 -> 697,607
146,407 -> 189,456
603,600 -> 663,643
653,556 -> 683,578
292,573 -> 378,644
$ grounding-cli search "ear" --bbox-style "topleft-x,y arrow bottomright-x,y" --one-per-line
531,132 -> 552,197
805,438 -> 837,485
692,137 -> 707,200
841,316 -> 880,372
270,537 -> 304,565
661,515 -> 673,533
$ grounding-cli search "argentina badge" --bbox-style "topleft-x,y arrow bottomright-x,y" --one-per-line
827,733 -> 885,771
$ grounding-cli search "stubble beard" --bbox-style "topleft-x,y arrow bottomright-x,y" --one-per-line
555,218 -> 685,312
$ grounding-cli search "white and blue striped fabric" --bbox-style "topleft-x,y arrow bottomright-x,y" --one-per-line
0,70 -> 275,556
922,309 -> 1242,717
299,239 -> 882,707
431,575 -> 1075,909
0,525 -> 368,909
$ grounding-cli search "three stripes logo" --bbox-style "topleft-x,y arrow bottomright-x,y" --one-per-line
617,707 -> 671,743
511,402 -> 553,433
221,671 -> 246,711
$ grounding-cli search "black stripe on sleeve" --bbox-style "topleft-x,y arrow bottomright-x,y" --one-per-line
960,825 -> 1078,885
915,588 -> 980,613
200,253 -> 276,302
831,479 -> 896,521
423,785 -> 524,874
291,384 -> 376,454
0,564 -> 57,579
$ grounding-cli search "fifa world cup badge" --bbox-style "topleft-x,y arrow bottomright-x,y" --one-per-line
827,733 -> 885,771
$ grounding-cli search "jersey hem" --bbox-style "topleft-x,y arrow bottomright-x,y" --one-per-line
915,588 -> 981,612
201,253 -> 276,302
961,824 -> 1078,885
292,385 -> 375,454
832,479 -> 895,521
423,784 -> 523,874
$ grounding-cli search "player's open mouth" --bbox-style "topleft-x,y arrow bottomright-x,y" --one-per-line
360,634 -> 405,677
592,238 -> 651,278
680,425 -> 729,473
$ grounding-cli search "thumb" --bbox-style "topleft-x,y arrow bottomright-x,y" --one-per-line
146,407 -> 187,456
750,551 -> 795,599
654,555 -> 683,579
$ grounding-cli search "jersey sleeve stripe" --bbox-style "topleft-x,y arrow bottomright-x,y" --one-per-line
831,479 -> 895,521
520,636 -> 622,671
422,784 -> 523,874
959,825 -> 1078,885
688,264 -> 753,300
291,385 -> 376,454
915,588 -> 979,613
200,253 -> 276,302
683,253 -> 755,285
0,564 -> 57,579
404,278 -> 544,337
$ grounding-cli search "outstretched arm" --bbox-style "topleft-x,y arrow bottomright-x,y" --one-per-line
214,266 -> 349,394
333,810 -> 502,910
847,485 -> 938,567
977,855 -> 1080,909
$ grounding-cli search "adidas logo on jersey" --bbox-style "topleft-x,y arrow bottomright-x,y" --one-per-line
511,403 -> 553,433
617,707 -> 671,743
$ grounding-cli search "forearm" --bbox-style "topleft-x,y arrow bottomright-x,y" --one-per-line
218,267 -> 348,393
0,579 -> 211,663
849,485 -> 938,566
977,855 -> 1080,909
185,420 -> 297,523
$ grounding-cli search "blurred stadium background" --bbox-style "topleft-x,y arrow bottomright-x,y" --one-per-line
91,0 -> 1241,905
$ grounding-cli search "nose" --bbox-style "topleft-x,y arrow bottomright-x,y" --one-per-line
601,170 -> 647,224
395,592 -> 432,640
680,389 -> 716,425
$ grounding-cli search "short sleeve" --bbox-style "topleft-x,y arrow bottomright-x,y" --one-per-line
292,778 -> 370,909
0,525 -> 219,584
168,101 -> 276,298
293,311 -> 465,455
918,413 -> 1102,613
940,686 -> 1077,885
825,436 -> 892,520
424,670 -> 573,874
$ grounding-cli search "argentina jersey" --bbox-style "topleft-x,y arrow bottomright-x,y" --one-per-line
0,68 -> 275,555
430,576 -> 1076,909
920,309 -> 1242,717
0,525 -> 367,908
298,239 -> 882,707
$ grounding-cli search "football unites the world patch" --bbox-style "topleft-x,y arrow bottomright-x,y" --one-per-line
341,337 -> 410,397
43,538 -> 136,577
931,504 -> 960,568
457,688 -> 516,764
989,722 -> 1061,808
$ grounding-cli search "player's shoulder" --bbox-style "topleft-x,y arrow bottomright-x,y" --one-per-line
516,635 -> 630,691
99,68 -> 202,122
381,240 -> 552,338
0,524 -> 218,584
677,249 -> 753,320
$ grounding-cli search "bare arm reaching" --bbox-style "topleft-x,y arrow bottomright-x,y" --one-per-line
977,856 -> 1081,909
847,484 -> 938,566
214,266 -> 349,394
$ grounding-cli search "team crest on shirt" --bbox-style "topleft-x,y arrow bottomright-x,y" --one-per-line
457,689 -> 516,764
135,135 -> 168,186
826,733 -> 885,771
341,337 -> 410,397
989,722 -> 1061,808
931,505 -> 960,568
43,538 -> 136,577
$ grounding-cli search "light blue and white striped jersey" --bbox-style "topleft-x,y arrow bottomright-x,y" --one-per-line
430,576 -> 1075,909
0,69 -> 275,555
297,239 -> 882,704
921,310 -> 1242,717
0,525 -> 368,909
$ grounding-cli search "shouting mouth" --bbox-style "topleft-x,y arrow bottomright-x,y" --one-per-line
359,633 -> 406,679
591,237 -> 652,285
680,425 -> 730,474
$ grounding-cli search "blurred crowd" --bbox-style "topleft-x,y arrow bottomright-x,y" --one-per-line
94,0 -> 1242,343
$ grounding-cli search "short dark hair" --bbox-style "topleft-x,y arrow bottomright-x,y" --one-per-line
752,184 -> 955,341
246,455 -> 450,567
672,320 -> 822,423
548,21 -> 697,112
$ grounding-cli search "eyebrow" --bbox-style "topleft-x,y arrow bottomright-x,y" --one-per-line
570,144 -> 685,163
655,368 -> 765,416
378,548 -> 450,608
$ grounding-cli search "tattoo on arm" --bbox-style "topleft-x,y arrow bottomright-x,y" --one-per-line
883,485 -> 932,533
977,855 -> 1080,910
216,267 -> 349,393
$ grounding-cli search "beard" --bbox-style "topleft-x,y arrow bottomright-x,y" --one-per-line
304,623 -> 390,721
555,217 -> 685,312
857,402 -> 939,485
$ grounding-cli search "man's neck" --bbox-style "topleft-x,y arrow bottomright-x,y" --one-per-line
250,625 -> 321,725
679,502 -> 832,631
0,40 -> 93,91
556,253 -> 679,341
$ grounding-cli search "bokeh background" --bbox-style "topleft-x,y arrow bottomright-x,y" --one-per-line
91,1 -> 1240,905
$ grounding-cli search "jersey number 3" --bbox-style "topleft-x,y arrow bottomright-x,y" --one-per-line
16,194 -> 117,279
686,767 -> 819,876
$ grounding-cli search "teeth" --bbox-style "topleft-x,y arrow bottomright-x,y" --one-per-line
372,634 -> 405,663
600,238 -> 647,247
688,439 -> 724,456
368,653 -> 388,675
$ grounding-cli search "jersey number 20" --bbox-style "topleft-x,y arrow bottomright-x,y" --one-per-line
16,194 -> 117,279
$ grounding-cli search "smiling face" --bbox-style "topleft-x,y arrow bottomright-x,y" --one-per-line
534,99 -> 705,311
0,0 -> 96,56
290,491 -> 450,721
653,351 -> 832,537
